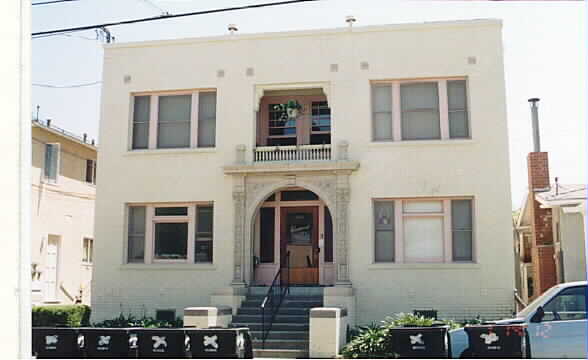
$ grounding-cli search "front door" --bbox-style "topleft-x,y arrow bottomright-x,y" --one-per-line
280,206 -> 319,285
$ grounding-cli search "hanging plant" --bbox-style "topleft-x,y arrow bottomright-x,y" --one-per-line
274,100 -> 303,120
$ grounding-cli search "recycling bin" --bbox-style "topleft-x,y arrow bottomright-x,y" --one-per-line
186,327 -> 253,358
79,327 -> 140,358
32,327 -> 83,359
135,328 -> 187,359
464,324 -> 528,358
388,325 -> 450,358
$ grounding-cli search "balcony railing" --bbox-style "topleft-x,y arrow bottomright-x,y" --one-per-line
254,144 -> 331,162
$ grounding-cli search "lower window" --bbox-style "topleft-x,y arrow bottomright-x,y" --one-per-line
127,203 -> 213,264
373,198 -> 474,263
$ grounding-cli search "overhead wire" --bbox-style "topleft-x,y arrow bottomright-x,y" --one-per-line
32,0 -> 319,36
32,0 -> 81,6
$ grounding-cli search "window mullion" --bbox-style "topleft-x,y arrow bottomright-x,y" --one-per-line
149,95 -> 159,149
394,199 -> 404,263
443,199 -> 452,263
145,206 -> 154,264
191,92 -> 199,148
392,82 -> 402,141
187,206 -> 196,263
438,80 -> 450,140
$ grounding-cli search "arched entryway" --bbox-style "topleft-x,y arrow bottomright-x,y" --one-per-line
251,187 -> 335,286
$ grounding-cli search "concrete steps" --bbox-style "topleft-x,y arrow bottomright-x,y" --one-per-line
233,286 -> 323,358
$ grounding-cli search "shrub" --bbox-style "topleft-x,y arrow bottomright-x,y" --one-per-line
340,323 -> 396,359
32,305 -> 91,327
92,313 -> 183,328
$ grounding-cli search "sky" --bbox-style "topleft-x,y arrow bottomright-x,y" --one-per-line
32,0 -> 587,209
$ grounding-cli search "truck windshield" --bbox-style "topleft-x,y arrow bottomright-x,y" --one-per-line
517,285 -> 561,318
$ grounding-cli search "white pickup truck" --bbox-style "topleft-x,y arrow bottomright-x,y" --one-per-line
450,281 -> 587,358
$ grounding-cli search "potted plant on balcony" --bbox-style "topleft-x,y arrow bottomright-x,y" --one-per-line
274,100 -> 303,119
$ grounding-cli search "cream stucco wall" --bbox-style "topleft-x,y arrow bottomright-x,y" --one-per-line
32,125 -> 97,305
558,209 -> 587,282
93,19 -> 514,323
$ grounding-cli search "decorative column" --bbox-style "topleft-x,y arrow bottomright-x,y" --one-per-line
335,174 -> 351,285
232,175 -> 246,286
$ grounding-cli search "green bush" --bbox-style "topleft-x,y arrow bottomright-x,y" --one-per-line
32,305 -> 91,327
341,313 -> 468,358
340,323 -> 396,359
92,313 -> 183,328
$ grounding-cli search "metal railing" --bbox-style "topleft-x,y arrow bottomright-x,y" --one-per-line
260,251 -> 290,348
254,144 -> 331,162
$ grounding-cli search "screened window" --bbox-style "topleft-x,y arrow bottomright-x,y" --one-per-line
448,80 -> 469,138
401,82 -> 441,140
82,238 -> 93,263
374,201 -> 395,262
373,198 -> 474,263
132,96 -> 150,149
44,143 -> 60,182
85,159 -> 96,184
157,95 -> 191,149
372,85 -> 393,141
371,79 -> 469,142
127,206 -> 146,263
195,206 -> 213,263
452,199 -> 473,261
131,91 -> 216,150
198,92 -> 216,147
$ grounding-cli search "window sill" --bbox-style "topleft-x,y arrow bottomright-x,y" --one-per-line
368,139 -> 475,148
368,263 -> 480,270
124,148 -> 216,156
120,263 -> 216,271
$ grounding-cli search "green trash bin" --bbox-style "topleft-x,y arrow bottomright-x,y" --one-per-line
32,327 -> 83,359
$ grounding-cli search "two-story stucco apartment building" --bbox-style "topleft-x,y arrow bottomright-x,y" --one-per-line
93,19 -> 514,329
32,119 -> 97,305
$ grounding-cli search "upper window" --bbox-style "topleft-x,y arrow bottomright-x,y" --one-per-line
373,198 -> 474,263
131,91 -> 216,150
127,203 -> 214,264
311,101 -> 331,145
371,78 -> 469,141
44,143 -> 60,183
85,159 -> 96,185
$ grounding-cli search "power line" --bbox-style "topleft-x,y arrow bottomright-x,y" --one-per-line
33,81 -> 102,88
139,0 -> 170,15
32,0 -> 319,36
33,0 -> 81,6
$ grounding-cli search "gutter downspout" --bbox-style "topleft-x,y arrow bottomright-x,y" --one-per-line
19,0 -> 32,357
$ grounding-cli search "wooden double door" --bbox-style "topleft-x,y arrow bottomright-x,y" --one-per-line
280,206 -> 319,285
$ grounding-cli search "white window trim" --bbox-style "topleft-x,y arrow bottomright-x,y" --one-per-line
372,197 -> 475,264
371,77 -> 469,142
128,203 -> 213,265
130,90 -> 216,151
82,237 -> 93,265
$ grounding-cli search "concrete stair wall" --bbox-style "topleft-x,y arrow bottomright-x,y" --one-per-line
232,286 -> 324,358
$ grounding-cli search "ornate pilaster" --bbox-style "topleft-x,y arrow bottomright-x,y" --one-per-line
231,176 -> 246,286
335,174 -> 352,285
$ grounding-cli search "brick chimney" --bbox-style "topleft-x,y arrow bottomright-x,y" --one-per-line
526,98 -> 556,297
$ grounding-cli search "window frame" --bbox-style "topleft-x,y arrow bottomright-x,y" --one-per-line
125,203 -> 214,265
44,143 -> 60,183
371,197 -> 475,264
85,159 -> 96,185
82,237 -> 93,264
370,77 -> 470,142
129,89 -> 217,151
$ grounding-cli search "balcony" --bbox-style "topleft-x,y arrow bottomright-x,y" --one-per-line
253,144 -> 331,162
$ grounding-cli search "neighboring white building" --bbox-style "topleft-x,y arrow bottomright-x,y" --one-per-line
93,19 -> 514,327
31,119 -> 97,305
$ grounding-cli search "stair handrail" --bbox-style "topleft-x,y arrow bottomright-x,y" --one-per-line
260,251 -> 290,348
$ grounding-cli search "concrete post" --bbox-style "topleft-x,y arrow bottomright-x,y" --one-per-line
183,306 -> 232,328
309,307 -> 349,358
